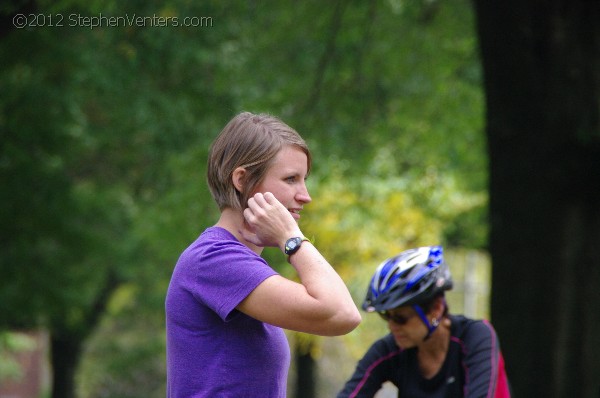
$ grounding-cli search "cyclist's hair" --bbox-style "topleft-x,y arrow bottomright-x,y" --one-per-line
207,112 -> 311,211
419,292 -> 449,317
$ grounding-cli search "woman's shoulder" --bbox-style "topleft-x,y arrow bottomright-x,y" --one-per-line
179,226 -> 263,268
449,314 -> 499,345
199,225 -> 237,241
367,333 -> 404,357
449,314 -> 492,329
190,227 -> 249,254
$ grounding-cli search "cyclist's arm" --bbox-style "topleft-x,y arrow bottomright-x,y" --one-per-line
463,320 -> 511,398
337,335 -> 401,398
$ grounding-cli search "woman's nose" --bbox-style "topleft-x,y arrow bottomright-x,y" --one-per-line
297,183 -> 312,204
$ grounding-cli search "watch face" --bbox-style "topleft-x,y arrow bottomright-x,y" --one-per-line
285,237 -> 302,254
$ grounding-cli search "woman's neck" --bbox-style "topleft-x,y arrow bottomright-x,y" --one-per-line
215,208 -> 263,255
417,316 -> 451,379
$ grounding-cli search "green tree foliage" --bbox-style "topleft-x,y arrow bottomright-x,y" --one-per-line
1,1 -> 232,396
1,0 -> 485,396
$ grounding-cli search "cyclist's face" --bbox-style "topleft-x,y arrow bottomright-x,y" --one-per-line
253,146 -> 311,222
384,307 -> 428,349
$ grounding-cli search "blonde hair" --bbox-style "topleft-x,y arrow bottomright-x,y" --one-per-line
207,112 -> 311,211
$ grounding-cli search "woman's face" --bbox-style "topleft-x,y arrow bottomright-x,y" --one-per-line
383,306 -> 429,349
253,145 -> 312,221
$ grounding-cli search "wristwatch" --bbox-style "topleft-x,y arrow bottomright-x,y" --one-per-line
284,236 -> 310,257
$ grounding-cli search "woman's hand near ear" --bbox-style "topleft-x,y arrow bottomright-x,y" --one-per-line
240,192 -> 301,249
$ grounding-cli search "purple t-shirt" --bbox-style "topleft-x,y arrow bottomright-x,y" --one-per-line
165,227 -> 291,397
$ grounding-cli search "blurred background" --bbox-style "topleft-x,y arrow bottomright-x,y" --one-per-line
1,1 -> 598,397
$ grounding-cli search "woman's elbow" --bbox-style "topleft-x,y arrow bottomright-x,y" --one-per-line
327,309 -> 362,336
345,311 -> 362,333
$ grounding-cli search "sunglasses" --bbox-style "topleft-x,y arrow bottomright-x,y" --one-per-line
378,311 -> 416,325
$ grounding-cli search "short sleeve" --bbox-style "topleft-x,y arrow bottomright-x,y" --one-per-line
178,229 -> 278,321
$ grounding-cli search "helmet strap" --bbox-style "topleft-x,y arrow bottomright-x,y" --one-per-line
413,304 -> 439,340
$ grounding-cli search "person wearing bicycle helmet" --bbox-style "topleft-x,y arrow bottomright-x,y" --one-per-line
337,246 -> 511,398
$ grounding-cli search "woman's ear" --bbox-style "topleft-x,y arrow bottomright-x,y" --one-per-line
232,167 -> 246,193
432,296 -> 445,318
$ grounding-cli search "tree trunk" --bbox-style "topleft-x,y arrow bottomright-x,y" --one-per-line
50,332 -> 83,398
473,1 -> 600,397
49,272 -> 119,398
294,344 -> 316,398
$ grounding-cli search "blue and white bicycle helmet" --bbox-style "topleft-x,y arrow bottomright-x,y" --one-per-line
363,245 -> 453,313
